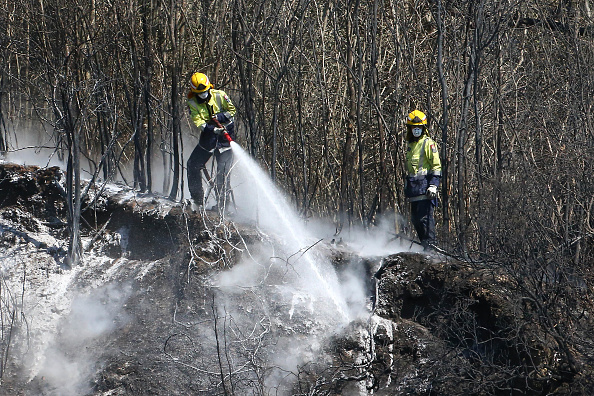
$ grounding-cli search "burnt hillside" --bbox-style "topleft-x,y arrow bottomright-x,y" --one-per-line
0,163 -> 592,395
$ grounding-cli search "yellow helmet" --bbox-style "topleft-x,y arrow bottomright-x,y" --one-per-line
406,110 -> 427,126
190,72 -> 213,93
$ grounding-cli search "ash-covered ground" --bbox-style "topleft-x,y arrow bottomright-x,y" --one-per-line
0,163 -> 583,395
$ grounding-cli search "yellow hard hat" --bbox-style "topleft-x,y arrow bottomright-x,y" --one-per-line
406,110 -> 427,126
190,72 -> 213,93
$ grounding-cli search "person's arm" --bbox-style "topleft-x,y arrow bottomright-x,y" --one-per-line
211,91 -> 236,141
187,94 -> 212,133
212,91 -> 236,125
426,139 -> 442,188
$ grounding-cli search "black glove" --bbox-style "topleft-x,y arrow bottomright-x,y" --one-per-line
213,127 -> 225,136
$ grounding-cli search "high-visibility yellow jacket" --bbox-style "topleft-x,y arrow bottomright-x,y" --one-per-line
405,134 -> 442,200
187,89 -> 236,150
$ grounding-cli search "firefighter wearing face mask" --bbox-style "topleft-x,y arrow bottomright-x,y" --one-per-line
404,110 -> 442,249
186,72 -> 236,210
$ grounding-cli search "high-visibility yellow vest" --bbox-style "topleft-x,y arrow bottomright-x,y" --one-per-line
187,89 -> 236,133
405,135 -> 441,199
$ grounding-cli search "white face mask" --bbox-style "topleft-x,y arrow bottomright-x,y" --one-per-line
198,91 -> 209,99
412,127 -> 423,138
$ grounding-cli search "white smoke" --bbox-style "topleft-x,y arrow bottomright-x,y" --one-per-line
228,143 -> 353,319
207,142 -> 416,393
2,120 -> 66,169
36,283 -> 130,396
1,121 -> 200,201
2,122 -> 418,394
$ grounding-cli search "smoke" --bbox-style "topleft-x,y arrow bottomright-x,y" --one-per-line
207,142 -> 417,392
1,121 -> 201,201
3,122 -> 417,394
212,242 -> 366,394
331,214 -> 419,257
229,143 -> 354,318
36,283 -> 130,396
2,120 -> 66,169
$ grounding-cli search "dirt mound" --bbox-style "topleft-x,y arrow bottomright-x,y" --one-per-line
0,163 -> 585,395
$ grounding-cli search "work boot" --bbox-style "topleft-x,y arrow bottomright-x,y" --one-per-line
421,240 -> 433,252
192,201 -> 203,213
184,199 -> 202,213
208,203 -> 236,217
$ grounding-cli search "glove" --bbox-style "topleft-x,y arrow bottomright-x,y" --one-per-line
213,127 -> 225,136
427,185 -> 438,199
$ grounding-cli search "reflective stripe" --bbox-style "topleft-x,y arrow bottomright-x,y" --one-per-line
188,97 -> 205,132
188,98 -> 199,112
407,172 -> 427,179
407,137 -> 433,178
214,91 -> 223,110
408,194 -> 430,202
408,170 -> 442,178
418,138 -> 428,174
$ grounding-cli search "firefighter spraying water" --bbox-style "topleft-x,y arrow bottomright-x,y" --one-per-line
186,72 -> 236,212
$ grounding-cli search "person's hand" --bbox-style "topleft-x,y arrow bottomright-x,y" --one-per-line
213,127 -> 225,136
427,185 -> 438,199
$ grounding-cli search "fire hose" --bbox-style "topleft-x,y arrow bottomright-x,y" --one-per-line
212,116 -> 233,143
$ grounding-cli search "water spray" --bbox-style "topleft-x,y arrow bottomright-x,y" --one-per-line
215,114 -> 351,321
230,143 -> 351,322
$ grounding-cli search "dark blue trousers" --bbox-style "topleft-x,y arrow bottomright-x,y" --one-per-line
410,199 -> 436,248
187,145 -> 233,204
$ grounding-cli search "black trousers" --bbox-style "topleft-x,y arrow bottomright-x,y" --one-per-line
187,145 -> 234,204
410,199 -> 436,248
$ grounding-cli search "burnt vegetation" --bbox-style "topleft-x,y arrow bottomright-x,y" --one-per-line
0,0 -> 593,394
